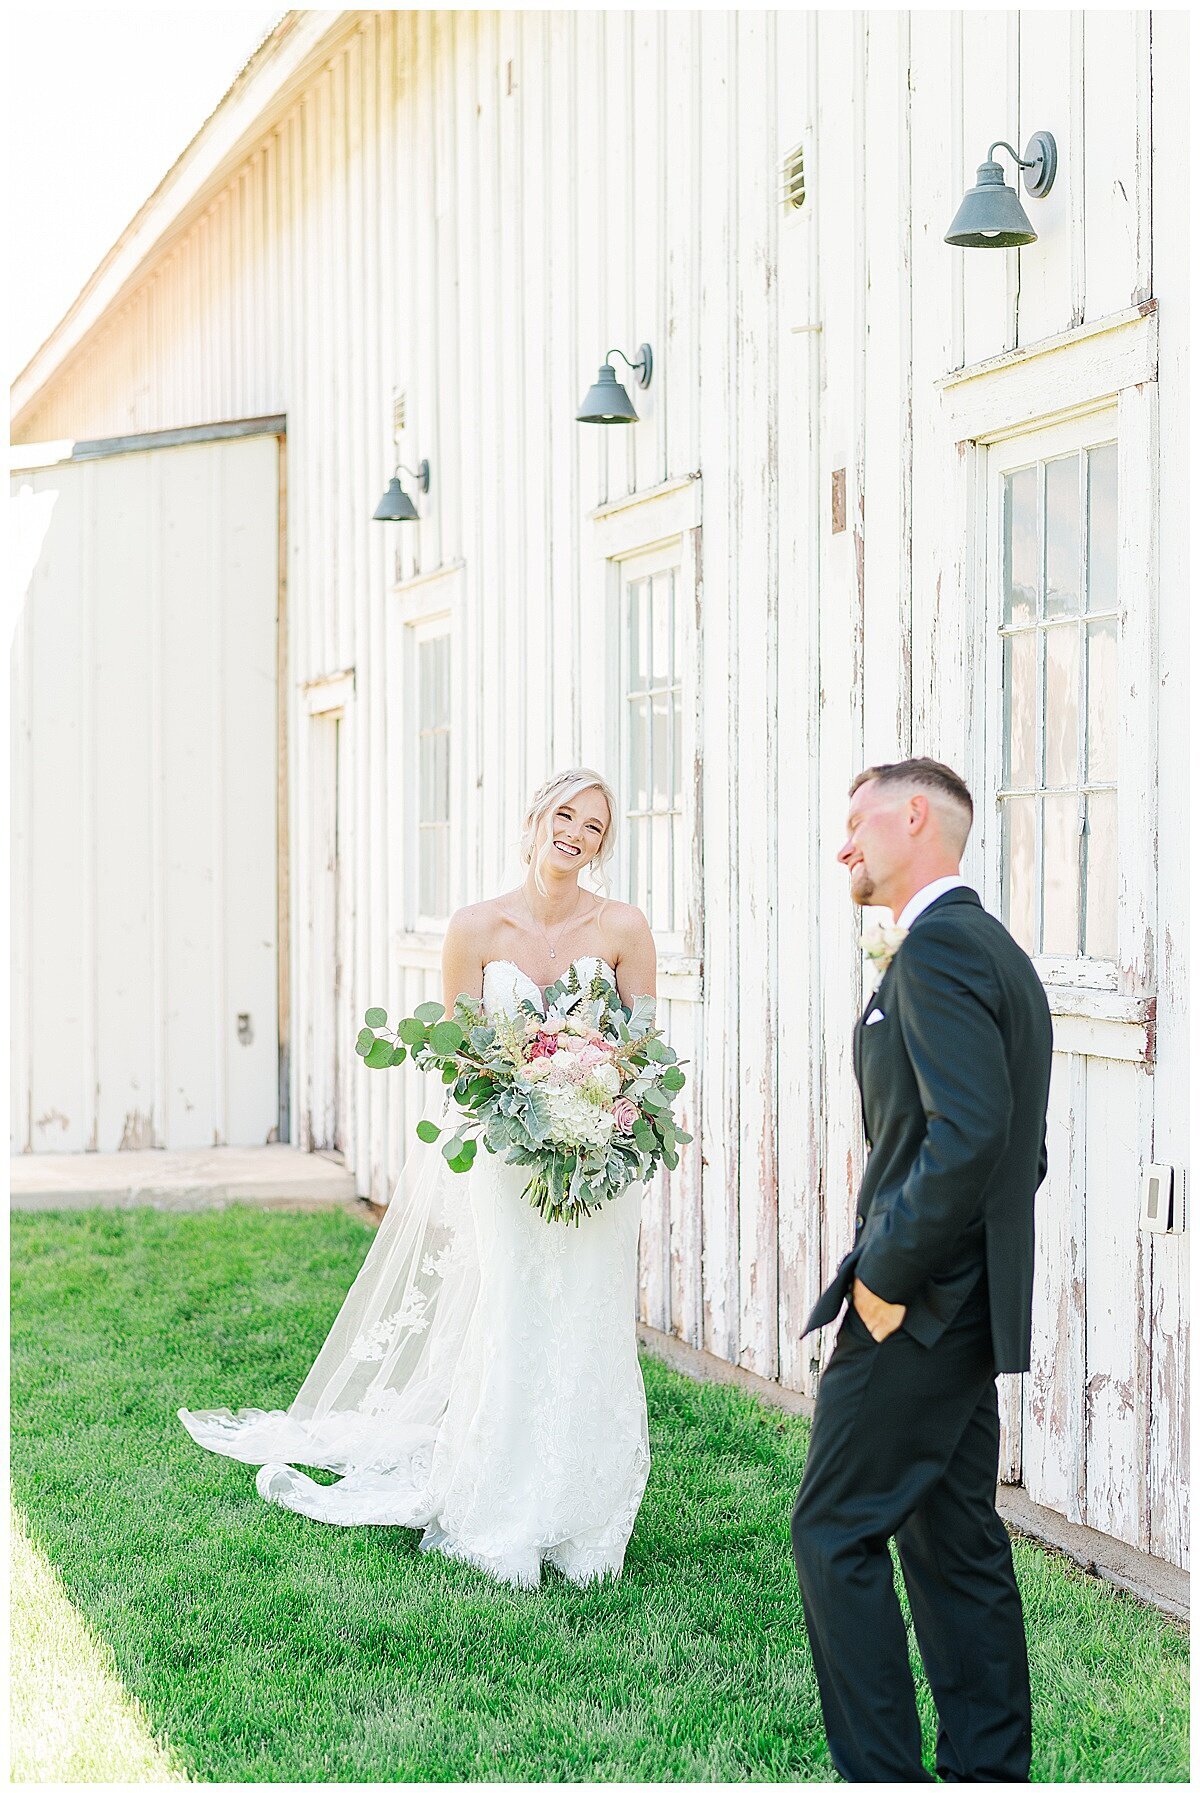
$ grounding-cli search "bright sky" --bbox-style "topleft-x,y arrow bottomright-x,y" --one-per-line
7,7 -> 281,383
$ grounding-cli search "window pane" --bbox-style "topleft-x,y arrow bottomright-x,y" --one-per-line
672,697 -> 683,808
628,698 -> 650,811
1087,442 -> 1118,614
1086,618 -> 1118,784
1044,623 -> 1080,788
651,814 -> 671,932
627,816 -> 643,908
651,692 -> 671,809
1084,790 -> 1118,960
1003,798 -> 1037,954
1042,792 -> 1081,956
651,571 -> 673,685
1003,631 -> 1037,787
435,728 -> 450,823
673,811 -> 687,938
1045,454 -> 1081,617
629,578 -> 651,692
419,733 -> 436,821
419,829 -> 436,916
1004,467 -> 1038,625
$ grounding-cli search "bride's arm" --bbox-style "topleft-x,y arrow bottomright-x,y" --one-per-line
441,908 -> 485,1015
613,905 -> 657,1009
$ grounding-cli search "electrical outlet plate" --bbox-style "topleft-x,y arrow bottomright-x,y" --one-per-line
1141,1162 -> 1184,1234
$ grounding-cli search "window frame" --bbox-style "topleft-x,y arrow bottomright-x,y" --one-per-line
583,476 -> 703,996
616,540 -> 688,950
986,409 -> 1121,991
938,304 -> 1158,1037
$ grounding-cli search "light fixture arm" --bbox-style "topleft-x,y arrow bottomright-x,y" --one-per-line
604,343 -> 653,391
391,458 -> 431,494
984,132 -> 1057,198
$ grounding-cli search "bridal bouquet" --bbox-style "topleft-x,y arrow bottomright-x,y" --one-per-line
357,963 -> 690,1224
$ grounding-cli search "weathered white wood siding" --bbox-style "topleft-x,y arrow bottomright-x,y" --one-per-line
10,435 -> 281,1152
11,10 -> 1188,1569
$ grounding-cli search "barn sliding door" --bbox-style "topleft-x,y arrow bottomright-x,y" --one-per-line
10,431 -> 282,1153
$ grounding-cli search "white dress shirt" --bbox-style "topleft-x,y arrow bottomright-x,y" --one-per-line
895,875 -> 971,932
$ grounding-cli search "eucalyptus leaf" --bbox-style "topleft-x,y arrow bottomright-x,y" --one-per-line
414,1000 -> 445,1025
390,1044 -> 408,1066
416,1119 -> 441,1143
398,1017 -> 427,1046
365,1039 -> 394,1069
429,1019 -> 466,1054
355,1028 -> 376,1056
364,1006 -> 387,1028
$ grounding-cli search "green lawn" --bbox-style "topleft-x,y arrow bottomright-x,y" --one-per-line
10,1206 -> 1189,1783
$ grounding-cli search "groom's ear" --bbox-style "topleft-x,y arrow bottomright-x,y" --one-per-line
906,793 -> 931,834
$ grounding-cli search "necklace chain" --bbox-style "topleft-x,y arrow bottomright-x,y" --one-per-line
522,889 -> 583,961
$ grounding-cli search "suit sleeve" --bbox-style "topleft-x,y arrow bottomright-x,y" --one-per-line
855,923 -> 1013,1306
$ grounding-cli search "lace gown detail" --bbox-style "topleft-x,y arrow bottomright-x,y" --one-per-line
179,954 -> 650,1589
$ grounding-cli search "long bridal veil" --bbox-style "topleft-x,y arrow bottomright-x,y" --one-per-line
178,1090 -> 482,1526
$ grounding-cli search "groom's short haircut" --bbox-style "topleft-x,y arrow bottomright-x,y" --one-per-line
851,758 -> 974,852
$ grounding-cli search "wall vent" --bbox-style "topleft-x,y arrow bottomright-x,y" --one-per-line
781,142 -> 806,211
392,390 -> 407,433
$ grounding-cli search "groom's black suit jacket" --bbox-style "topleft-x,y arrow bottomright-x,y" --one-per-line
804,887 -> 1053,1374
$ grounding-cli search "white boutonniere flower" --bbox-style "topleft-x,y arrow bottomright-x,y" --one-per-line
862,923 -> 908,981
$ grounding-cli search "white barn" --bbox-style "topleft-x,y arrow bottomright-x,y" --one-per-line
10,9 -> 1189,1595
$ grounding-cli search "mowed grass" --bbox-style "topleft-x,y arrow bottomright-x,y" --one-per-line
11,1206 -> 1189,1783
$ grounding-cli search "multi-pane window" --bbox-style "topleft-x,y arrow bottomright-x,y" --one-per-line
999,441 -> 1118,962
622,558 -> 685,935
416,629 -> 450,919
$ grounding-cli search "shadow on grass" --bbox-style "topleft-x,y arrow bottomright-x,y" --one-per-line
11,1207 -> 1189,1784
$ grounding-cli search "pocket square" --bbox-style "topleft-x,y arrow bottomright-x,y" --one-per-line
865,1009 -> 886,1026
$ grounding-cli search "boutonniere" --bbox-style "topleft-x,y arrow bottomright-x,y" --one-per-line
862,923 -> 908,979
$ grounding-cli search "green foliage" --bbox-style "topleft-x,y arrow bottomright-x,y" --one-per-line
429,1020 -> 466,1055
364,1006 -> 388,1028
414,1001 -> 445,1025
416,1120 -> 441,1144
398,1017 -> 428,1046
364,1039 -> 394,1070
10,1207 -> 1189,1786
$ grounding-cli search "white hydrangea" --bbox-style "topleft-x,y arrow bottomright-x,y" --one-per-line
542,1083 -> 616,1149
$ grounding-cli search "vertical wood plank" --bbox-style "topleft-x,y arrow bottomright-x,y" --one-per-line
696,8 -> 739,1363
1083,1057 -> 1151,1547
774,9 -> 824,1398
1023,1050 -> 1087,1524
1147,6 -> 1189,1571
1016,10 -> 1077,342
733,8 -> 779,1381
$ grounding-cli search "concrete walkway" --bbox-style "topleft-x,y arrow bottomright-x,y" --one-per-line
9,1145 -> 360,1213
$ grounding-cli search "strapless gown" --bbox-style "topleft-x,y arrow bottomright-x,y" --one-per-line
179,955 -> 650,1588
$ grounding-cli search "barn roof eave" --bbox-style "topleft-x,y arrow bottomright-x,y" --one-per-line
10,8 -> 349,432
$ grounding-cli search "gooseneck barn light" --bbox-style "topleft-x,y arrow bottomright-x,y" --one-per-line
944,132 -> 1058,248
372,458 -> 431,522
576,344 -> 653,424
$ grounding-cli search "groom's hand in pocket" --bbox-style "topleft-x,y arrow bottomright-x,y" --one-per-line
852,1277 -> 906,1342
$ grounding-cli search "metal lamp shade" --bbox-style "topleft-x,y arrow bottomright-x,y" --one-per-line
372,476 -> 420,522
944,159 -> 1037,248
576,362 -> 639,424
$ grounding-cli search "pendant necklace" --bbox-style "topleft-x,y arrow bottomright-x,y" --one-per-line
523,889 -> 582,962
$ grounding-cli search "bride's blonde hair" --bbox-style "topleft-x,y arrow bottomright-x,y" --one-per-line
521,767 -> 618,899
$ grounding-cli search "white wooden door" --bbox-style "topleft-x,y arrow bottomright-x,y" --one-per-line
10,432 -> 281,1152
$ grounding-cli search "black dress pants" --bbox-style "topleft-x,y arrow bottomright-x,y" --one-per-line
791,1296 -> 1031,1782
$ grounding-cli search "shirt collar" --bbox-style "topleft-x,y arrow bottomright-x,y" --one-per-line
895,875 -> 971,933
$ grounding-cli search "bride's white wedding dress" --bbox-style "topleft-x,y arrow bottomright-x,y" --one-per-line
179,955 -> 650,1588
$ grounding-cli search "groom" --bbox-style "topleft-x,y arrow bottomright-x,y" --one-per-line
792,759 -> 1052,1782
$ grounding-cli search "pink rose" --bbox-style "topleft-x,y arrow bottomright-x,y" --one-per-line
527,1032 -> 559,1060
578,1043 -> 611,1069
612,1098 -> 639,1135
540,1017 -> 565,1037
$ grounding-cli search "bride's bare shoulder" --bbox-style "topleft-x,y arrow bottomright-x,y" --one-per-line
598,898 -> 654,951
445,892 -> 521,953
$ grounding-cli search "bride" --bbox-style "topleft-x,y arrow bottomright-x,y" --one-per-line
179,768 -> 657,1588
